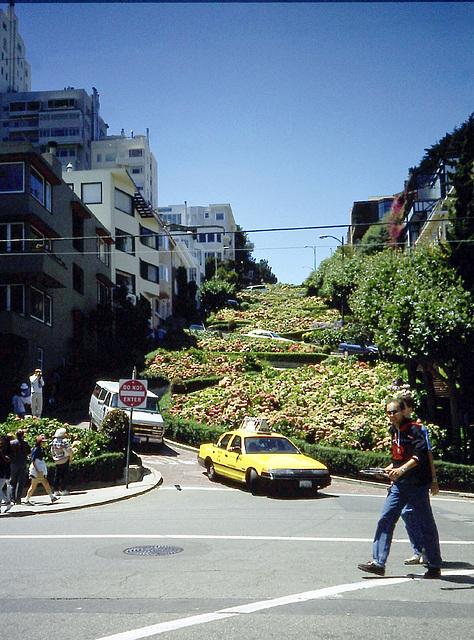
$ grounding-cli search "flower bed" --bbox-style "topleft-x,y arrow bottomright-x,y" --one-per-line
167,360 -> 437,451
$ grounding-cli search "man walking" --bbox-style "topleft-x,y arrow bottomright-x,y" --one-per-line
358,397 -> 442,578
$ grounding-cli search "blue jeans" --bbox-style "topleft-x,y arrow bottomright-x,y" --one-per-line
372,482 -> 442,569
401,504 -> 424,557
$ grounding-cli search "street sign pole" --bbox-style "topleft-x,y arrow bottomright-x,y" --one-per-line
124,367 -> 139,489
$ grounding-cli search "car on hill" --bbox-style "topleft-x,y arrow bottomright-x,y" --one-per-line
89,381 -> 164,447
198,418 -> 331,495
243,329 -> 292,341
338,342 -> 379,357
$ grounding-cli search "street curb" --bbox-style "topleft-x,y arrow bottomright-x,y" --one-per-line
5,466 -> 163,517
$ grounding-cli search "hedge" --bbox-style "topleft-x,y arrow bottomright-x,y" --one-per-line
162,412 -> 474,492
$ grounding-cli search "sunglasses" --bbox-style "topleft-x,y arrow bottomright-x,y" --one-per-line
386,409 -> 400,415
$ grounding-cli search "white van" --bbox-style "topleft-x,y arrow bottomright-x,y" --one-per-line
89,380 -> 165,446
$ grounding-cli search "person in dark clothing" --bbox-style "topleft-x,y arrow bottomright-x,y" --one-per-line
358,397 -> 442,578
0,434 -> 13,513
9,429 -> 31,504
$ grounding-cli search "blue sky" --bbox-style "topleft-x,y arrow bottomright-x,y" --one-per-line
14,1 -> 474,284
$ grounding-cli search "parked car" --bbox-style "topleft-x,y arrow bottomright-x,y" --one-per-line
338,342 -> 379,357
89,381 -> 164,446
198,419 -> 331,495
189,324 -> 205,331
244,284 -> 267,291
243,329 -> 292,341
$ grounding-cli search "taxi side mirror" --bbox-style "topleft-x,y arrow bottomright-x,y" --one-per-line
230,445 -> 241,454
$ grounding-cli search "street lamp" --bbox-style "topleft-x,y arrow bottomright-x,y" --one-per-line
304,245 -> 318,271
319,234 -> 345,328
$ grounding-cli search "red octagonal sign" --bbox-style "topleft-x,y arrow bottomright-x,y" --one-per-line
118,379 -> 148,409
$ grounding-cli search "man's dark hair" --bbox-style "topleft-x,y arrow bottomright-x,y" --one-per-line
385,397 -> 406,411
399,395 -> 415,410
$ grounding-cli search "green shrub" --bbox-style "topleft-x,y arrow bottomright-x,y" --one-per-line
99,409 -> 130,453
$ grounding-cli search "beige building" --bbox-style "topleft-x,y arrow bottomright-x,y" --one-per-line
64,167 -> 174,327
91,131 -> 158,209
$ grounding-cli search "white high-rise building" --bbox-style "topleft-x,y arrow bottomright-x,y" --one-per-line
91,131 -> 158,209
0,3 -> 31,93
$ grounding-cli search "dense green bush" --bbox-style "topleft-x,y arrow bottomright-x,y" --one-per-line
99,409 -> 130,453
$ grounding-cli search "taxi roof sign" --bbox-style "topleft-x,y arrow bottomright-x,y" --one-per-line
240,416 -> 272,432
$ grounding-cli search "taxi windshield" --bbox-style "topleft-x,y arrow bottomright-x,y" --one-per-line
244,436 -> 300,454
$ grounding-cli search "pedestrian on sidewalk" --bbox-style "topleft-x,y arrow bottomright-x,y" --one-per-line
358,397 -> 442,579
51,428 -> 73,495
0,435 -> 13,514
29,369 -> 44,418
9,428 -> 31,504
25,436 -> 58,505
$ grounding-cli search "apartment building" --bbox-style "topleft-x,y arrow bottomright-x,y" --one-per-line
0,3 -> 31,93
157,203 -> 237,282
0,141 -> 112,418
91,130 -> 158,209
0,87 -> 107,170
65,167 -> 174,327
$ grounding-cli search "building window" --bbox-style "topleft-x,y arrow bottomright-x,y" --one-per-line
131,167 -> 143,174
139,225 -> 159,250
0,284 -> 25,314
72,213 -> 84,252
0,222 -> 24,252
116,270 -> 135,295
115,228 -> 135,254
31,226 -> 53,253
73,263 -> 84,294
97,236 -> 110,266
81,182 -> 102,204
30,167 -> 53,212
97,280 -> 110,305
129,149 -> 143,157
140,260 -> 159,283
30,287 -> 52,325
96,154 -> 102,162
114,188 -> 133,215
105,154 -> 115,162
159,264 -> 170,282
198,233 -> 206,243
0,161 -> 24,193
157,234 -> 169,251
216,213 -> 224,220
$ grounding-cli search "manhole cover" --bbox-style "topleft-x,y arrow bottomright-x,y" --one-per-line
123,545 -> 183,557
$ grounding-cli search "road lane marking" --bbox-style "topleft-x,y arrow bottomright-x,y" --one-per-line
0,534 -> 471,544
94,569 -> 474,640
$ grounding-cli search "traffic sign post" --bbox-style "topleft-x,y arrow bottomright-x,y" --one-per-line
119,376 -> 148,488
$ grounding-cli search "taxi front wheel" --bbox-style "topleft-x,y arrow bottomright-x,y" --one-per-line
246,468 -> 259,495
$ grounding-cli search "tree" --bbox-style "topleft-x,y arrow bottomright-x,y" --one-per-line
445,114 -> 474,290
199,278 -> 237,313
350,246 -> 474,461
173,265 -> 199,324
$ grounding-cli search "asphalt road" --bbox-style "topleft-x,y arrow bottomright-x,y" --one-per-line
1,442 -> 473,640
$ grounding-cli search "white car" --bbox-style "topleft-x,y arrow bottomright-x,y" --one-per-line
89,381 -> 164,446
243,329 -> 292,341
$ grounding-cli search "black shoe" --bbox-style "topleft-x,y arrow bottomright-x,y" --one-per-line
358,561 -> 385,576
423,567 -> 441,579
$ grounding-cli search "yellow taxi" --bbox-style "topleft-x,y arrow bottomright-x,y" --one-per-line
197,418 -> 331,495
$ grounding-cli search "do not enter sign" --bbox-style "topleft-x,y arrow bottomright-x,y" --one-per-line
118,379 -> 148,409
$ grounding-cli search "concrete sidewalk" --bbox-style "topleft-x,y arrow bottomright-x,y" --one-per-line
1,466 -> 162,517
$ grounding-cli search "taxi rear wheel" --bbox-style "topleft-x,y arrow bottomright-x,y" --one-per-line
206,459 -> 217,482
246,468 -> 259,495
